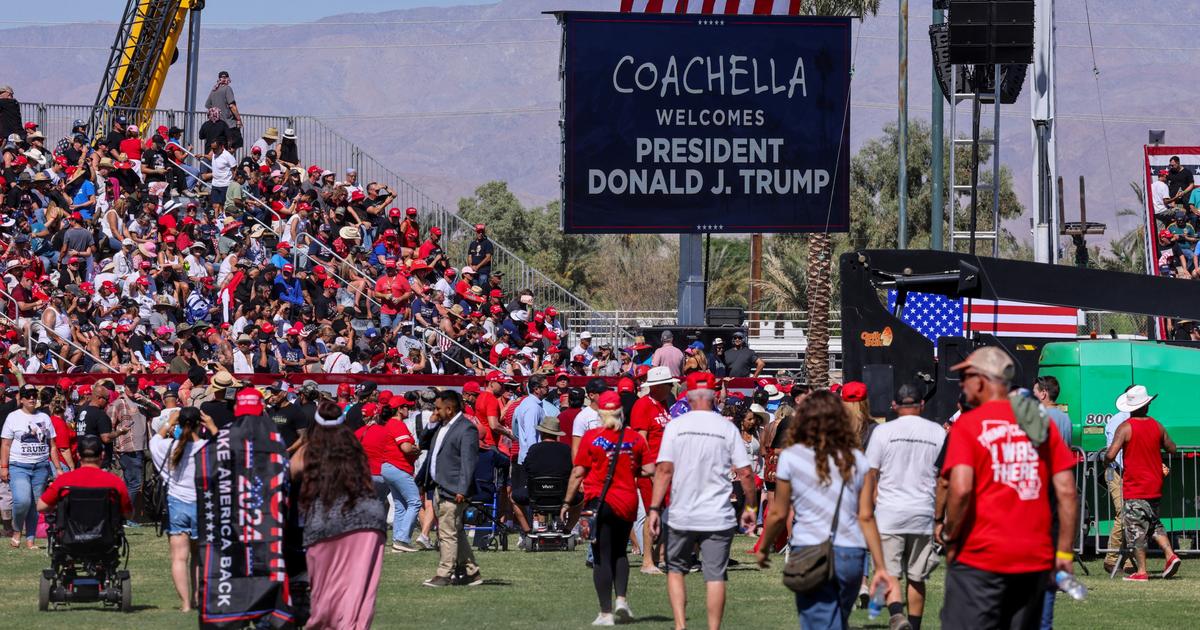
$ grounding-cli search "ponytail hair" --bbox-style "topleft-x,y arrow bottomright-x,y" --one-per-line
171,407 -> 202,468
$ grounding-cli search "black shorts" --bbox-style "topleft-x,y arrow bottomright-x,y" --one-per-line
941,562 -> 1048,630
495,455 -> 511,488
509,462 -> 527,499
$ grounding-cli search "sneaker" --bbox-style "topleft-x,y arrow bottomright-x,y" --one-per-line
124,520 -> 141,528
889,613 -> 913,630
591,612 -> 615,626
614,600 -> 634,623
1123,572 -> 1149,582
391,541 -> 419,553
416,535 -> 435,550
517,534 -> 530,551
858,583 -> 870,609
463,571 -> 484,587
1163,554 -> 1182,579
422,576 -> 452,588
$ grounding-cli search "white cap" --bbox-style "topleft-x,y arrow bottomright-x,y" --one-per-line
462,266 -> 475,275
580,331 -> 592,339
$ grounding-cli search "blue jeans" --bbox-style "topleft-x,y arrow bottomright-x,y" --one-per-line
10,461 -> 52,540
380,463 -> 421,544
379,312 -> 402,331
166,495 -> 199,539
794,545 -> 867,630
1041,589 -> 1056,629
118,451 -> 143,519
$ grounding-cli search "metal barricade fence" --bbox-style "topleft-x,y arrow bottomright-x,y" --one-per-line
1075,446 -> 1200,557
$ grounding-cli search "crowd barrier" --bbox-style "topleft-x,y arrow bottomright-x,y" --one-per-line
1074,445 -> 1200,557
18,373 -> 768,396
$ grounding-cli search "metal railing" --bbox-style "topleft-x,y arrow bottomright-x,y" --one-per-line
21,101 -> 634,348
0,287 -> 98,371
1076,447 -> 1200,557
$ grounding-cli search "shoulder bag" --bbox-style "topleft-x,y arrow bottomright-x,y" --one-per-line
781,476 -> 848,594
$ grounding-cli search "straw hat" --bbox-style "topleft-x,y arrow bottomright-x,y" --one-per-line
338,226 -> 360,241
262,127 -> 280,141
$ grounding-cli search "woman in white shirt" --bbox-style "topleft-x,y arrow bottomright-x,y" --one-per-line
0,386 -> 64,548
149,407 -> 213,612
756,391 -> 898,630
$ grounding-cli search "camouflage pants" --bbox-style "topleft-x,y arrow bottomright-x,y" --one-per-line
1123,499 -> 1166,550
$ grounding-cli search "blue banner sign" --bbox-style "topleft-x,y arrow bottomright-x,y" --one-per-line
559,11 -> 851,234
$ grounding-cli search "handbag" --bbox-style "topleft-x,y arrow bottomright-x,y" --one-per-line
148,437 -> 176,537
581,424 -> 627,543
781,477 -> 848,594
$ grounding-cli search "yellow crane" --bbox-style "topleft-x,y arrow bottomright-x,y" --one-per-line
89,0 -> 204,139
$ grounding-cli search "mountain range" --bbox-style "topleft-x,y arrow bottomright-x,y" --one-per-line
2,0 -> 1191,248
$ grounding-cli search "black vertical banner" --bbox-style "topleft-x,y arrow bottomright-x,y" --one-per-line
197,417 -> 293,628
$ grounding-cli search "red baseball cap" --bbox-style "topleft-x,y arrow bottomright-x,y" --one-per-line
485,370 -> 509,383
617,377 -> 636,394
233,387 -> 265,416
545,306 -> 558,317
388,208 -> 401,218
362,402 -> 380,417
261,322 -> 275,334
312,266 -> 327,277
337,383 -> 353,397
430,226 -> 443,236
307,165 -> 322,175
597,391 -> 622,411
384,259 -> 397,268
635,365 -> 651,379
462,381 -> 482,394
282,263 -> 294,273
686,371 -> 717,391
406,207 -> 417,216
350,190 -> 366,202
474,223 -> 486,232
1160,228 -> 1173,239
276,241 -> 292,250
323,279 -> 338,289
841,381 -> 868,402
490,304 -> 503,315
489,289 -> 503,298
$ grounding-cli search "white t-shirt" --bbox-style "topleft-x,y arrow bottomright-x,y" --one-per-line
210,150 -> 237,187
1,409 -> 56,465
656,409 -> 750,532
149,433 -> 208,503
572,407 -> 601,438
776,444 -> 868,548
864,415 -> 946,534
1152,179 -> 1171,214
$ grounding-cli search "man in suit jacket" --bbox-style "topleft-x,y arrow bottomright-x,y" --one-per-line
422,389 -> 482,588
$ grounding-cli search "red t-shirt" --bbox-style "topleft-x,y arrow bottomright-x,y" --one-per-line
50,415 -> 76,452
1122,417 -> 1166,500
574,427 -> 648,522
465,407 -> 495,451
356,420 -> 414,475
374,275 -> 411,315
630,395 -> 671,461
941,399 -> 1075,574
500,395 -> 524,458
417,240 -> 437,260
118,137 -> 143,161
40,466 -> 133,515
399,220 -> 420,249
475,390 -> 502,450
557,407 -> 582,446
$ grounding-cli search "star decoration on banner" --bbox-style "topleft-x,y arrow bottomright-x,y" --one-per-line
886,290 -> 964,347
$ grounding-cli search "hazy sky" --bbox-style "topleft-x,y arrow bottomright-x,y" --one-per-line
1,0 -> 483,28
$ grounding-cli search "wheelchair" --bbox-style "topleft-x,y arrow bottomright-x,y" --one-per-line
523,475 -> 576,552
39,487 -> 132,612
464,449 -> 511,552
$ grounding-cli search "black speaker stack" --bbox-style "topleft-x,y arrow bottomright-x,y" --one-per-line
930,0 -> 1035,104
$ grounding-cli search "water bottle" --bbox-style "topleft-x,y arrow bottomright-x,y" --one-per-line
1055,570 -> 1087,601
867,581 -> 887,620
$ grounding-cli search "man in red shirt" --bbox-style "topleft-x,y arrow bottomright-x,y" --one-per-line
1105,386 -> 1181,581
630,365 -> 677,574
461,381 -> 495,451
374,259 -> 413,330
37,435 -> 132,517
939,348 -> 1077,628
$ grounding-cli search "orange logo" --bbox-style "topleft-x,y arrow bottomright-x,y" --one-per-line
860,326 -> 893,348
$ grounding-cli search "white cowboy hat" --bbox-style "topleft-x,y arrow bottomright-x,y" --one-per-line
643,366 -> 678,387
763,383 -> 785,402
1115,385 -> 1156,413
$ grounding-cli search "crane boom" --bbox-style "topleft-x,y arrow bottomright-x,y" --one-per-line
90,0 -> 201,138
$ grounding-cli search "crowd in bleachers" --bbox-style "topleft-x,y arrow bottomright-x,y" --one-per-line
0,81 -> 740,378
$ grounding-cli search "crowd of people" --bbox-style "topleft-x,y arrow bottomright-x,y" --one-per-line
0,79 -> 773,382
1,343 -> 1183,629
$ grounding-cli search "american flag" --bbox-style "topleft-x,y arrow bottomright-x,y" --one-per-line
886,291 -> 1081,345
620,0 -> 805,15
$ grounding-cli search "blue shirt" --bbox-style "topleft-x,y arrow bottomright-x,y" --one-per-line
72,180 -> 96,219
514,395 -> 545,465
1044,406 -> 1072,447
273,275 -> 305,306
1105,411 -> 1129,469
269,253 -> 291,270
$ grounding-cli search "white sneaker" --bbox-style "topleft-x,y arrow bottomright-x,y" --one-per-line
591,612 -> 615,626
614,599 -> 634,623
517,534 -> 530,551
416,535 -> 435,550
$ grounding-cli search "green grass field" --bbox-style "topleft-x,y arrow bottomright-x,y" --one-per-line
2,528 -> 1197,629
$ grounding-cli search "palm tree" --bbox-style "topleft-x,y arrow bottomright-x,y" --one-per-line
798,0 -> 880,387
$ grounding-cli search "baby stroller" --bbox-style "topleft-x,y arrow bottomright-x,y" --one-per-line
523,475 -> 576,552
39,487 -> 132,612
